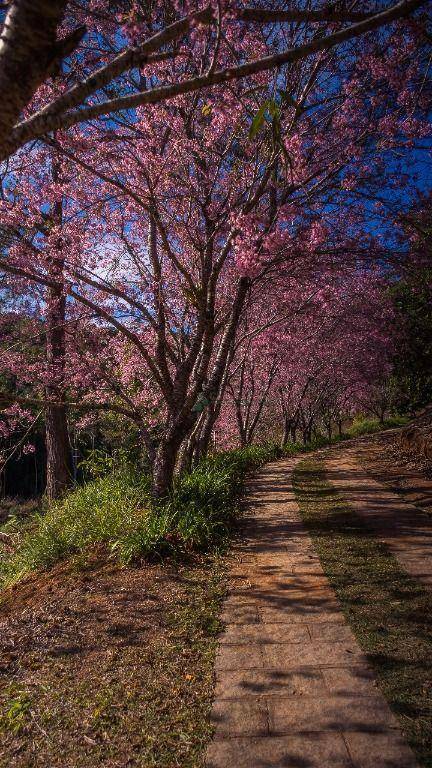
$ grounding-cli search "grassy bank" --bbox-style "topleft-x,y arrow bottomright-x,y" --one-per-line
293,456 -> 432,767
0,443 -> 281,588
0,416 -> 407,588
0,444 -> 284,766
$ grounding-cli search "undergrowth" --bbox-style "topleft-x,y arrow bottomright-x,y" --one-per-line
346,413 -> 409,436
0,415 -> 406,587
0,443 -> 281,586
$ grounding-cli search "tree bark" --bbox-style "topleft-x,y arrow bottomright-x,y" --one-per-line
44,175 -> 72,500
281,416 -> 292,447
152,433 -> 183,499
45,282 -> 72,499
0,0 -> 85,159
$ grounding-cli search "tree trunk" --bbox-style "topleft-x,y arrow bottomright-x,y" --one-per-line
281,416 -> 291,447
152,437 -> 179,499
45,284 -> 72,499
45,399 -> 71,499
193,411 -> 214,464
176,430 -> 197,476
44,179 -> 72,500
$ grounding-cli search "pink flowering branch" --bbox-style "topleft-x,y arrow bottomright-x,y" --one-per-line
2,0 -> 426,161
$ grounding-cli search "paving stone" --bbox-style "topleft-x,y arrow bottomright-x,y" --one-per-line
259,605 -> 343,624
220,623 -> 310,645
215,643 -> 263,671
254,587 -> 341,606
262,641 -> 366,669
226,587 -> 337,606
259,574 -> 330,590
307,622 -> 357,643
215,667 -> 327,699
291,560 -> 325,575
267,695 -> 400,734
249,545 -> 291,556
253,554 -> 296,566
321,665 -> 378,696
211,699 -> 268,738
206,733 -> 353,768
344,732 -> 418,767
220,603 -> 259,624
233,574 -> 331,594
224,590 -> 265,605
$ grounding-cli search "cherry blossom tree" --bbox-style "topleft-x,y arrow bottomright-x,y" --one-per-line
217,268 -> 395,447
0,1 -> 430,498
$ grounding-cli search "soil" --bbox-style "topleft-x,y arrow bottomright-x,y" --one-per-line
349,429 -> 432,515
0,549 -> 226,768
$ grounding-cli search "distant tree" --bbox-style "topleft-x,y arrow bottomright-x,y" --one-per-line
391,199 -> 432,411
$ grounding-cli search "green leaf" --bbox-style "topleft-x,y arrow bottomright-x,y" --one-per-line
191,394 -> 210,413
249,99 -> 280,139
249,102 -> 269,139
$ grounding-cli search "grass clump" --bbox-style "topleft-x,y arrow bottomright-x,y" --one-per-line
0,443 -> 281,586
0,686 -> 32,736
346,413 -> 409,437
293,456 -> 432,767
0,467 -> 151,585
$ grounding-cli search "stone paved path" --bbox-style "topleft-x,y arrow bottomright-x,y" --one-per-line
326,448 -> 432,588
206,459 -> 418,768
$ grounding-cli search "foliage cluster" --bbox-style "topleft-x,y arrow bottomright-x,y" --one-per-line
391,266 -> 432,412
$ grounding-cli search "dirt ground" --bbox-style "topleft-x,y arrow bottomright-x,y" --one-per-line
0,550 -> 226,768
349,429 -> 432,514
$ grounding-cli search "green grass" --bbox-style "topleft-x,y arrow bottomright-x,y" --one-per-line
293,456 -> 432,767
346,413 -> 409,437
0,443 -> 282,587
0,686 -> 32,736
